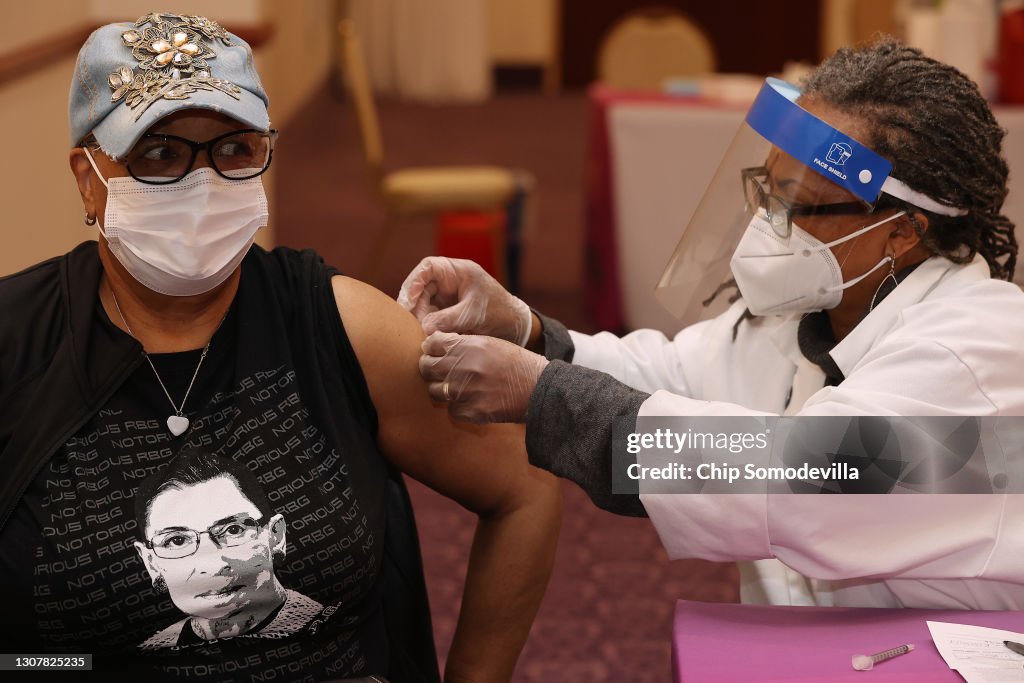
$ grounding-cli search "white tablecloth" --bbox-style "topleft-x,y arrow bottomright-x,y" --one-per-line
609,102 -> 1024,335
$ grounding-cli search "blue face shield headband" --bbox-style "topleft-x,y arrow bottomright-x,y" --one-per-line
745,78 -> 968,218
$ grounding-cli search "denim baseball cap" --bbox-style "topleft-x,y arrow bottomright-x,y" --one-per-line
69,11 -> 270,159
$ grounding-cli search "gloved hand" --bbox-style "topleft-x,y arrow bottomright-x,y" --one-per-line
398,257 -> 533,346
419,331 -> 549,424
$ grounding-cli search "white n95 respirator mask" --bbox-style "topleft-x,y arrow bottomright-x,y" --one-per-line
729,210 -> 904,316
84,148 -> 268,297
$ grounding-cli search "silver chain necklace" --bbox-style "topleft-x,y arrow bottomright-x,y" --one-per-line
108,288 -> 219,437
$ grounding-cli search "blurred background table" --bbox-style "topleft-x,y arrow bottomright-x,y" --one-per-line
585,85 -> 1024,335
673,600 -> 1024,682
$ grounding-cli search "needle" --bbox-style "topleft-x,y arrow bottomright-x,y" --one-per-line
852,643 -> 915,671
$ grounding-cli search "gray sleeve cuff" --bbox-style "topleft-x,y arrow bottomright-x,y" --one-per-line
532,309 -> 574,362
525,360 -> 649,517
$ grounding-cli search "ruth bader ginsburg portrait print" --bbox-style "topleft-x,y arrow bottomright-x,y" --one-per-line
133,448 -> 333,648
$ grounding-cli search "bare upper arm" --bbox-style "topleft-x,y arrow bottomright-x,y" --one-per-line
331,275 -> 552,516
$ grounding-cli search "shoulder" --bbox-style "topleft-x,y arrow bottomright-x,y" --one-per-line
261,589 -> 325,636
331,275 -> 420,342
0,251 -> 66,306
242,245 -> 339,289
0,256 -> 62,356
0,241 -> 101,315
284,588 -> 324,613
138,619 -> 187,649
860,268 -> 1024,413
0,244 -> 96,383
240,246 -> 345,330
330,275 -> 424,392
896,267 -> 1024,344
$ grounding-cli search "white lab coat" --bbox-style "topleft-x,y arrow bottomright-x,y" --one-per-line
569,256 -> 1024,609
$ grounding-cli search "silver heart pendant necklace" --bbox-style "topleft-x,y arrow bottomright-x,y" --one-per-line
109,287 -> 218,437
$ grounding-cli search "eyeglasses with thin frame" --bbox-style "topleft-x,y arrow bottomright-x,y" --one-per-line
146,514 -> 265,559
114,128 -> 278,185
741,166 -> 875,238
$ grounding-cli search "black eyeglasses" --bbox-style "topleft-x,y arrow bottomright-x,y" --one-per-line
741,166 -> 874,238
120,128 -> 278,185
145,514 -> 266,559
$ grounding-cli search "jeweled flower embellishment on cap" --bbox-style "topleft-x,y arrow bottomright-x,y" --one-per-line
121,24 -> 213,73
108,65 -> 162,109
108,13 -> 241,120
177,14 -> 232,43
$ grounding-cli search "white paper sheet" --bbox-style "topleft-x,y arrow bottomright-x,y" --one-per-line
928,621 -> 1024,682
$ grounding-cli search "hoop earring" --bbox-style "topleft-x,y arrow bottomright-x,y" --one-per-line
84,213 -> 96,226
869,253 -> 898,312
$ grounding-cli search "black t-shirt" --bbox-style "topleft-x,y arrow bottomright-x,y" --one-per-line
0,250 -> 394,681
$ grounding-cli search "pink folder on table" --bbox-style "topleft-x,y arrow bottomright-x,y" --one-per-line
673,600 -> 1024,682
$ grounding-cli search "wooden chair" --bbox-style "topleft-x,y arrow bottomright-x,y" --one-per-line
597,7 -> 716,90
337,18 -> 530,284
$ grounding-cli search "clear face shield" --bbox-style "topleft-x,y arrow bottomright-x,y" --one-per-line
654,78 -> 966,323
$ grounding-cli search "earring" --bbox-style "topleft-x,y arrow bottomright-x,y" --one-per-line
152,576 -> 167,593
869,253 -> 898,312
84,213 -> 96,226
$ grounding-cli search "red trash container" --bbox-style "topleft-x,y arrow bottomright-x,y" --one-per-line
435,210 -> 507,283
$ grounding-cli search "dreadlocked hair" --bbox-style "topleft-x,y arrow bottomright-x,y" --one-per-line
803,38 -> 1017,281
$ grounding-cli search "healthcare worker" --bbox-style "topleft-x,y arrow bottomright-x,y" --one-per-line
399,40 -> 1024,610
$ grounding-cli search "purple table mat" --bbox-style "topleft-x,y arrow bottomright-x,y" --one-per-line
674,600 -> 1024,682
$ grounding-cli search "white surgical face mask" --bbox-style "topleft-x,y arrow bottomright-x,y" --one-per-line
84,148 -> 268,296
729,210 -> 905,316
